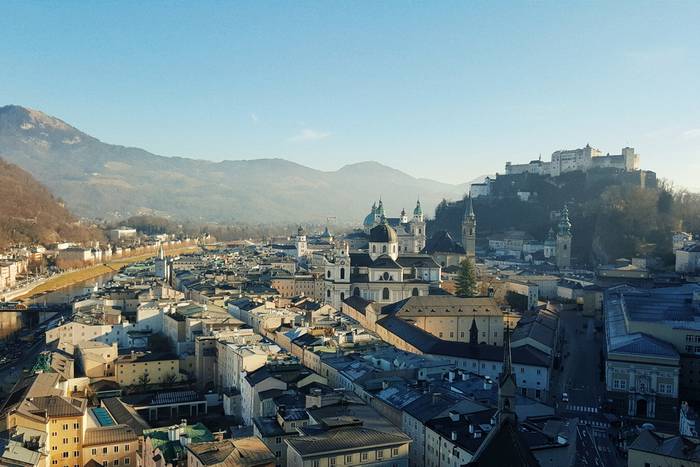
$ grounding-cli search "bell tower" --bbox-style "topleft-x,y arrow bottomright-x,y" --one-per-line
462,196 -> 476,258
555,205 -> 572,269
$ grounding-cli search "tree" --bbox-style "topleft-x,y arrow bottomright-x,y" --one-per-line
455,258 -> 477,298
136,372 -> 151,390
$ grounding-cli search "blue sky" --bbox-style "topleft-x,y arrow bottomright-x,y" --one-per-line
1,1 -> 699,189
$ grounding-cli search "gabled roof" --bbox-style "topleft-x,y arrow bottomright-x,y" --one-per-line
285,426 -> 411,457
467,418 -> 541,466
187,437 -> 276,467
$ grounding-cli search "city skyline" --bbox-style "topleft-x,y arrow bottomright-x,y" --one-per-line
0,2 -> 699,189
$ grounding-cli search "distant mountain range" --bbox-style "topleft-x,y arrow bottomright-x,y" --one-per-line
0,158 -> 101,249
0,105 -> 472,223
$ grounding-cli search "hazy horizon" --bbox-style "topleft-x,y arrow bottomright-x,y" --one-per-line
1,2 -> 699,190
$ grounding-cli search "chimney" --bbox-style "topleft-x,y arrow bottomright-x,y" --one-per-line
448,370 -> 455,382
432,392 -> 442,405
451,431 -> 457,441
448,411 -> 460,422
469,423 -> 475,434
179,433 -> 190,447
213,431 -> 225,442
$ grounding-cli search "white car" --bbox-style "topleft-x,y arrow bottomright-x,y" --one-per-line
562,393 -> 569,403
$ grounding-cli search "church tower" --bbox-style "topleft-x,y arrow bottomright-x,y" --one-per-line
462,196 -> 476,258
296,225 -> 308,259
498,325 -> 517,424
410,199 -> 426,252
555,205 -> 572,269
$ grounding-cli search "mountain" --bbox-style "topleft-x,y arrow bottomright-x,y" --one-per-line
0,158 -> 102,249
0,105 -> 470,223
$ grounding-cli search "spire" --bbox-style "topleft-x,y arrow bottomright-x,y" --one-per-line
502,324 -> 513,378
497,323 -> 517,423
466,195 -> 475,219
469,318 -> 479,345
157,243 -> 164,260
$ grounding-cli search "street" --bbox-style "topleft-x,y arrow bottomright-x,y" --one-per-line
555,306 -> 626,467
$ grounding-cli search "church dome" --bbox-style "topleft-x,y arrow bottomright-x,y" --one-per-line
369,223 -> 398,243
363,211 -> 375,227
413,200 -> 423,217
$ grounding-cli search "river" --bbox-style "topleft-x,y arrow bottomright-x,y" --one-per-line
0,271 -> 119,343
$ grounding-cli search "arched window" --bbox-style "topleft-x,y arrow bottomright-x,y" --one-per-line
382,288 -> 390,300
326,289 -> 331,297
382,245 -> 387,253
412,287 -> 419,297
340,292 -> 345,301
327,270 -> 331,278
340,268 -> 345,279
353,287 -> 360,297
372,245 -> 376,253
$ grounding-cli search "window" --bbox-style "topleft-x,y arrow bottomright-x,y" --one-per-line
361,452 -> 368,461
392,448 -> 399,456
114,460 -> 119,466
327,270 -> 331,278
73,437 -> 79,443
372,245 -> 376,253
330,458 -> 336,466
377,449 -> 384,459
382,245 -> 387,253
275,437 -> 282,444
62,424 -> 69,430
62,453 -> 69,458
124,445 -> 130,452
340,268 -> 345,279
92,449 -> 97,456
103,448 -> 108,454
114,446 -> 119,453
74,451 -> 79,457
312,461 -> 320,467
52,462 -> 58,465
345,455 -> 352,463
382,288 -> 390,300
73,423 -> 80,429
327,289 -> 331,298
124,460 -> 130,466
63,438 -> 68,444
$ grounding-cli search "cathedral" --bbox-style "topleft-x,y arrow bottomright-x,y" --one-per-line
324,201 -> 441,309
363,199 -> 426,253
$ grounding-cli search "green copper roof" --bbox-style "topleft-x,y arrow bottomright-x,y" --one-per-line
144,423 -> 213,463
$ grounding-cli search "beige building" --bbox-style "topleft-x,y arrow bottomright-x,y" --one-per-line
343,295 -> 504,346
115,351 -> 183,387
82,424 -> 140,467
77,341 -> 119,379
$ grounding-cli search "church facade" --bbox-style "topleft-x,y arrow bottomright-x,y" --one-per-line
324,217 -> 441,309
363,199 -> 426,253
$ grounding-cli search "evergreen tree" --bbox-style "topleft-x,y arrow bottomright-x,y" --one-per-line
455,258 -> 477,297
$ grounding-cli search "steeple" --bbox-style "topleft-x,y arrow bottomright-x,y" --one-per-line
466,195 -> 475,219
498,324 -> 517,423
462,195 -> 476,258
413,199 -> 423,220
469,318 -> 479,345
157,243 -> 165,260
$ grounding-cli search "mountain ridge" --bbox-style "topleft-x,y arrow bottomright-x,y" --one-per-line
0,105 -> 471,223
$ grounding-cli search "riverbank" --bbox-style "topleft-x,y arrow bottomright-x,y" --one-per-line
16,245 -> 200,301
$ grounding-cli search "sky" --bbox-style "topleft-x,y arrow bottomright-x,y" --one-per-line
0,1 -> 699,189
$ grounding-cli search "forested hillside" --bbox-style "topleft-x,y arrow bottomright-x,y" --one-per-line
0,158 -> 102,248
429,170 -> 700,266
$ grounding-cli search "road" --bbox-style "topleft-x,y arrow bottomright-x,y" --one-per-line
555,306 -> 626,467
